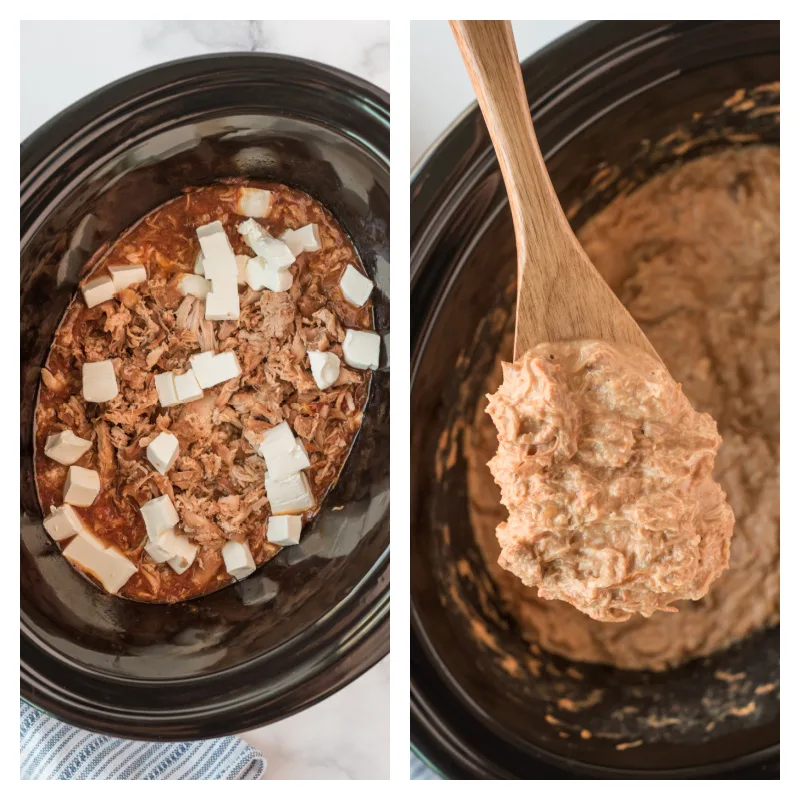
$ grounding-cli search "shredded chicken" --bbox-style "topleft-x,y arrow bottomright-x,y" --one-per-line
94,420 -> 115,487
34,181 -> 372,603
199,317 -> 217,352
40,367 -> 66,393
260,292 -> 296,339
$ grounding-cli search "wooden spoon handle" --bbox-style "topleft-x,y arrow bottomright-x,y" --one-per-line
449,21 -> 576,269
450,20 -> 659,362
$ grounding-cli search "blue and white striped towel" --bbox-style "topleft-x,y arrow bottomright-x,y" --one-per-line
20,702 -> 266,780
410,751 -> 442,780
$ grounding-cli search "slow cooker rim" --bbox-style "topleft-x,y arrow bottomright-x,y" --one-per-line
21,51 -> 389,172
410,19 -> 779,778
21,53 -> 390,234
21,544 -> 390,683
21,51 -> 390,737
22,594 -> 389,740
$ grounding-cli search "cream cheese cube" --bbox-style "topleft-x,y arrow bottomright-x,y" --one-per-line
264,437 -> 310,480
265,263 -> 293,292
308,350 -> 341,390
238,218 -> 295,270
63,531 -> 137,594
244,259 -> 262,291
258,431 -> 312,481
178,273 -> 211,299
144,533 -> 172,563
196,221 -> 239,283
237,217 -> 266,250
189,350 -> 214,389
167,534 -> 199,575
258,421 -> 300,477
146,431 -> 179,475
190,350 -> 241,389
205,286 -> 240,321
265,471 -> 315,514
339,264 -> 374,307
43,504 -> 86,542
194,251 -> 205,275
259,420 -> 296,456
63,466 -> 101,507
266,515 -> 303,546
44,430 -> 92,465
108,264 -> 147,291
197,221 -> 225,238
188,351 -> 216,388
245,256 -> 293,292
343,329 -> 380,370
222,540 -> 256,580
81,275 -> 116,308
174,370 -> 203,403
236,187 -> 273,218
197,219 -> 240,321
281,224 -> 321,256
144,528 -> 197,573
155,371 -> 180,407
82,360 -> 118,403
192,219 -> 249,319
212,351 -> 241,384
259,237 -> 295,270
140,495 -> 180,540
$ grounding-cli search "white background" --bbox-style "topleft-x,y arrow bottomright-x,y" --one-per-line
19,19 -> 389,781
410,20 -> 582,166
20,20 -> 389,139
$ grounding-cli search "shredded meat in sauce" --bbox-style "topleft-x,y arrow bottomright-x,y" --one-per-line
35,182 -> 371,603
487,341 -> 734,622
468,146 -> 779,669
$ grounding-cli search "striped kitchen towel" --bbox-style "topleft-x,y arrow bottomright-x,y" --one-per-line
20,702 -> 266,780
410,751 -> 442,780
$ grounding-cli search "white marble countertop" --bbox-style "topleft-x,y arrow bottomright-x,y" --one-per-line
20,20 -> 389,781
21,20 -> 389,139
411,20 -> 583,167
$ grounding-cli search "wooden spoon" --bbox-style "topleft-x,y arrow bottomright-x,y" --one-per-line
450,20 -> 659,361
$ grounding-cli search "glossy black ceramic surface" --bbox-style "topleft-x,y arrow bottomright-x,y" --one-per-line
411,21 -> 778,779
21,54 -> 389,739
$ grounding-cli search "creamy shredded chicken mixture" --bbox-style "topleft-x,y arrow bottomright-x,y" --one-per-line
468,146 -> 779,669
486,341 -> 734,622
35,182 -> 372,603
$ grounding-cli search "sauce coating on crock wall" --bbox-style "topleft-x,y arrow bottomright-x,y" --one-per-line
468,146 -> 779,670
486,340 -> 734,622
35,182 -> 372,602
